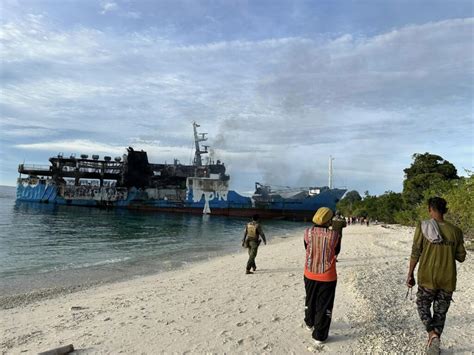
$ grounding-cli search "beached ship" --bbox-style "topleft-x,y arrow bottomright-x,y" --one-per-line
16,123 -> 346,220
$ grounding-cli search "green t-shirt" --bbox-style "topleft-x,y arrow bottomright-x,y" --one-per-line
411,220 -> 466,292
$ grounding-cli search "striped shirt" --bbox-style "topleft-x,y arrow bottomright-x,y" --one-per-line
304,226 -> 340,282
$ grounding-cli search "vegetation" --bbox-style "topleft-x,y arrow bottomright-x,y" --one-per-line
337,190 -> 404,224
402,153 -> 458,206
336,153 -> 473,239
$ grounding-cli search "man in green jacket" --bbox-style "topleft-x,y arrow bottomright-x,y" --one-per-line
242,214 -> 266,274
406,197 -> 466,353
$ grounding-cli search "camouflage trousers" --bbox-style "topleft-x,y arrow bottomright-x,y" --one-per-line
416,286 -> 453,335
246,240 -> 259,271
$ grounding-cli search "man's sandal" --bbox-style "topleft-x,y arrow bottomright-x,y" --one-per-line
426,333 -> 440,355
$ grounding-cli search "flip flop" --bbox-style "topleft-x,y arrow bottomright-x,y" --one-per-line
426,334 -> 440,355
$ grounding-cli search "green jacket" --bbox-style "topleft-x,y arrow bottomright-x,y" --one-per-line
411,220 -> 466,292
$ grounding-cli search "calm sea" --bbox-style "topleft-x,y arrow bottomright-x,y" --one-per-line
0,185 -> 306,297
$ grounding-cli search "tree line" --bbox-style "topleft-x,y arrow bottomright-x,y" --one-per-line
336,153 -> 473,238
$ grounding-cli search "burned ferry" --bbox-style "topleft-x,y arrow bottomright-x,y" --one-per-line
16,122 -> 346,220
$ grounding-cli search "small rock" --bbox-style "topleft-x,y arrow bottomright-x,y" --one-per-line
103,317 -> 111,321
70,306 -> 86,311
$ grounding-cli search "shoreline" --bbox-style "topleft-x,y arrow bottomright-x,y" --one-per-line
1,192 -> 308,304
1,225 -> 472,354
0,233 -> 296,310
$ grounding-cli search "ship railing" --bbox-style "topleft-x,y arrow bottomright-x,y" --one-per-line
20,164 -> 51,171
60,185 -> 128,200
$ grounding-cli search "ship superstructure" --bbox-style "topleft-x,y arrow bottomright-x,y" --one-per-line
16,123 -> 346,220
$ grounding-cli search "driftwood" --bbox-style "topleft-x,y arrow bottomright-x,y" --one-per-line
38,344 -> 74,355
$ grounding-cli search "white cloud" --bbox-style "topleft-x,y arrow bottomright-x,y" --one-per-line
15,140 -> 125,155
13,139 -> 200,163
1,14 -> 472,193
1,19 -> 110,64
100,1 -> 119,15
3,127 -> 55,138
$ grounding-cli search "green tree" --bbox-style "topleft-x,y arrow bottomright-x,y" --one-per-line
343,190 -> 362,203
336,190 -> 362,216
361,194 -> 378,218
416,173 -> 474,239
403,153 -> 458,180
402,153 -> 459,206
374,191 -> 404,223
444,174 -> 473,239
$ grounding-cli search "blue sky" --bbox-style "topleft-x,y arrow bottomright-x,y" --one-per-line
1,0 -> 473,194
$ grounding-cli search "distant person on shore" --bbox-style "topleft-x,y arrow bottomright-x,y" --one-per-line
242,214 -> 266,274
406,197 -> 466,353
303,207 -> 341,344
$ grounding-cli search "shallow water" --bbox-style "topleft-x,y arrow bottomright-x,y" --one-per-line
0,185 -> 306,296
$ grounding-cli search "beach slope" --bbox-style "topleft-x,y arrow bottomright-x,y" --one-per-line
1,225 -> 472,354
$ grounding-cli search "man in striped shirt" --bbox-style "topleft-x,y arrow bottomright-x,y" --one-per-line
304,207 -> 341,344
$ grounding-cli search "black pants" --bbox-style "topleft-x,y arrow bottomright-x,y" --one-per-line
304,277 -> 337,341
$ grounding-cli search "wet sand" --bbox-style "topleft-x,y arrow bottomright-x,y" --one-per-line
1,224 -> 472,354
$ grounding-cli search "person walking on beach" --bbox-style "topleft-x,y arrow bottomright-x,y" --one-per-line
304,207 -> 341,344
242,214 -> 266,274
331,211 -> 346,261
406,197 -> 466,354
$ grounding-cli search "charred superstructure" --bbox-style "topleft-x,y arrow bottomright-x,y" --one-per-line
17,123 -> 345,220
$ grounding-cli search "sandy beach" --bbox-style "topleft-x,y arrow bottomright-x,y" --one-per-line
1,224 -> 472,354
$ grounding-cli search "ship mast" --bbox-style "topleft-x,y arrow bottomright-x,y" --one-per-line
193,121 -> 208,166
328,155 -> 334,189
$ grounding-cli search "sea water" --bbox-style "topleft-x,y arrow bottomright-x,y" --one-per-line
0,185 -> 306,297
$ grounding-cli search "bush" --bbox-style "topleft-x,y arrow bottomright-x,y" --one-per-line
336,154 -> 472,237
394,209 -> 418,226
413,174 -> 473,239
444,175 -> 473,239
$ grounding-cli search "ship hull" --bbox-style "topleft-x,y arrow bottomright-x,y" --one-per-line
16,183 -> 346,221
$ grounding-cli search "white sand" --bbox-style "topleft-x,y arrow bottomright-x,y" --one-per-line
1,225 -> 473,354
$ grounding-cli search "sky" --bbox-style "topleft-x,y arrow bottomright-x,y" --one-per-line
1,0 -> 473,195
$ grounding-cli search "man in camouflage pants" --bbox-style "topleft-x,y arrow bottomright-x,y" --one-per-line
242,214 -> 266,274
406,197 -> 466,354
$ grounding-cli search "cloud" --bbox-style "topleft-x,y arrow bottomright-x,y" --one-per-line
2,127 -> 55,138
15,140 -> 125,155
12,138 -> 246,171
100,1 -> 119,15
123,11 -> 142,19
1,14 -> 472,192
